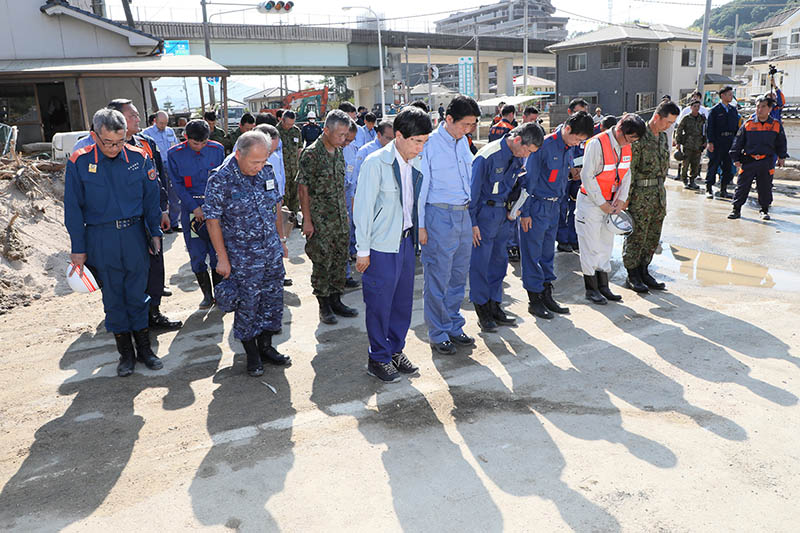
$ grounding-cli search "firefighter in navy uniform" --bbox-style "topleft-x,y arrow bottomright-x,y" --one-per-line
705,86 -> 740,199
728,95 -> 788,221
64,108 -> 164,377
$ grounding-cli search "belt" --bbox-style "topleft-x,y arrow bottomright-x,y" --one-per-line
192,195 -> 205,200
430,202 -> 468,211
533,195 -> 560,202
719,132 -> 735,137
634,178 -> 661,187
743,153 -> 768,161
485,200 -> 506,208
402,228 -> 412,238
88,216 -> 142,230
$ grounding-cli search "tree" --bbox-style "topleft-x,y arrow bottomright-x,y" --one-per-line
690,0 -> 800,44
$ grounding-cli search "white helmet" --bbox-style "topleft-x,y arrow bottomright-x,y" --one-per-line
66,263 -> 100,293
605,211 -> 634,236
306,111 -> 317,119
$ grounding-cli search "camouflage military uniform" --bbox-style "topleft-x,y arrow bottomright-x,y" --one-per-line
279,123 -> 303,213
675,113 -> 706,185
209,126 -> 232,154
203,156 -> 284,340
296,137 -> 349,297
622,125 -> 669,269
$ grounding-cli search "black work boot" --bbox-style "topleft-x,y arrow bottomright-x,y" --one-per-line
584,275 -> 607,305
257,331 -> 291,366
195,271 -> 215,309
317,296 -> 338,325
211,270 -> 223,287
682,175 -> 690,189
242,338 -> 263,377
490,300 -> 516,326
149,305 -> 182,330
329,293 -> 358,317
688,176 -> 700,190
132,328 -> 163,370
727,207 -> 741,219
596,271 -> 622,301
473,302 -> 498,332
115,332 -> 136,377
640,264 -> 666,291
625,267 -> 649,293
542,282 -> 569,314
527,291 -> 553,319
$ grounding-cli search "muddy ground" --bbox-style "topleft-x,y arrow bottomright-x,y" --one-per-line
0,172 -> 798,532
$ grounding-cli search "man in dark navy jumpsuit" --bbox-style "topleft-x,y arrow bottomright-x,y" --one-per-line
168,119 -> 226,309
728,96 -> 788,221
64,108 -> 164,377
469,122 -> 543,332
519,112 -> 594,319
705,86 -> 740,199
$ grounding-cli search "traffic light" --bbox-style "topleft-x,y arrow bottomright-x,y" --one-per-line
257,1 -> 293,13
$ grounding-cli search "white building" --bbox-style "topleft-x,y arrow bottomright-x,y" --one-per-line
747,7 -> 800,103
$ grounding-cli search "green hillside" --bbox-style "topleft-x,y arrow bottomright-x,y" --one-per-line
690,0 -> 800,41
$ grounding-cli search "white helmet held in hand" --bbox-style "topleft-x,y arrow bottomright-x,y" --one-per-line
66,263 -> 99,293
605,211 -> 634,236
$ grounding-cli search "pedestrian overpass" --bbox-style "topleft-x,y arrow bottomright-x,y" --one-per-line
137,22 -> 556,107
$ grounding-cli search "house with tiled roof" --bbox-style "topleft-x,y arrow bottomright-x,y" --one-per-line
747,6 -> 800,102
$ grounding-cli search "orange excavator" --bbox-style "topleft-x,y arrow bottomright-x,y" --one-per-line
262,87 -> 329,122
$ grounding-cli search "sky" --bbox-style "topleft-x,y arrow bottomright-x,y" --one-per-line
107,0 -> 738,110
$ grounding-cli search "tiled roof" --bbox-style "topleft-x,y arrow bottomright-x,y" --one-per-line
547,23 -> 732,51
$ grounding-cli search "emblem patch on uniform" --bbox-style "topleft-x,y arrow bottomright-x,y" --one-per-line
622,156 -> 632,162
293,137 -> 299,143
148,168 -> 157,180
495,167 -> 504,174
88,164 -> 97,173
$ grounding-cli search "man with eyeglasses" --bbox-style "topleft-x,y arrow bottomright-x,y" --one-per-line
64,108 -> 165,377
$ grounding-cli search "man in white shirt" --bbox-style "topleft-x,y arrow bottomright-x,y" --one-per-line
143,110 -> 181,231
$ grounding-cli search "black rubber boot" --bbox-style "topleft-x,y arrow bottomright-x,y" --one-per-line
584,275 -> 607,305
149,305 -> 182,330
242,338 -> 264,377
115,332 -> 136,377
318,296 -> 338,325
527,291 -> 553,319
195,271 -> 215,309
490,300 -> 516,326
542,282 -> 569,314
640,264 -> 666,291
257,331 -> 291,366
625,267 -> 649,293
132,328 -> 163,370
596,271 -> 622,301
474,302 -> 498,332
688,176 -> 700,190
329,293 -> 358,317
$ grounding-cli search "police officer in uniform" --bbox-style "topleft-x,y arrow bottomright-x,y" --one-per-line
519,112 -> 594,318
469,122 -> 543,332
205,131 -> 291,377
168,119 -> 226,308
728,95 -> 788,221
705,86 -> 740,199
65,108 -> 164,377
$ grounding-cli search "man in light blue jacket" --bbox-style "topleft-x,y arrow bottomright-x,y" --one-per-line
353,106 -> 433,383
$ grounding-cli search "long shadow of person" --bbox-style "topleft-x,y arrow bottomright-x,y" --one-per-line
309,318 -> 505,530
648,292 -> 800,369
189,303 -> 295,531
546,316 -> 747,442
615,302 -> 797,407
0,311 -> 225,531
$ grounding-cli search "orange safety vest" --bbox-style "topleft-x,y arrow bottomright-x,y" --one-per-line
580,130 -> 631,201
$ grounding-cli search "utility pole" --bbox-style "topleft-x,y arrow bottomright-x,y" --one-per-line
732,13 -> 739,79
404,35 -> 410,104
475,27 -> 480,99
697,0 -> 712,93
427,45 -> 432,110
200,0 -> 216,106
523,0 -> 528,97
120,0 -> 135,28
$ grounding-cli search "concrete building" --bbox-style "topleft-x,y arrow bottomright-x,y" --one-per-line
747,7 -> 800,102
0,0 -> 226,145
548,24 -> 734,117
243,87 -> 285,113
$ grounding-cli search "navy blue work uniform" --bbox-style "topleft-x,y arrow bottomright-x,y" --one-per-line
557,137 -> 582,247
730,116 -> 788,213
301,121 -> 323,147
705,101 -> 740,193
520,130 -> 571,293
167,140 -> 225,273
64,143 -> 162,333
204,157 -> 284,341
468,136 -> 525,306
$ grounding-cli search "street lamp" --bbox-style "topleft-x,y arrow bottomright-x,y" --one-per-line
343,6 -> 385,118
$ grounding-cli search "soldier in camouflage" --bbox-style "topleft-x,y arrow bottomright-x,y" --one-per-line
204,130 -> 291,377
297,110 -> 360,325
623,100 -> 680,293
278,110 -> 303,217
204,111 -> 233,154
674,100 -> 706,190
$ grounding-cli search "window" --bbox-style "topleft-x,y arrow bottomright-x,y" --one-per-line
681,49 -> 697,67
760,73 -> 769,88
600,46 -> 621,69
627,46 -> 650,68
707,48 -> 714,68
792,28 -> 800,48
568,53 -> 587,72
771,37 -> 787,55
578,92 -> 598,105
635,92 -> 655,112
